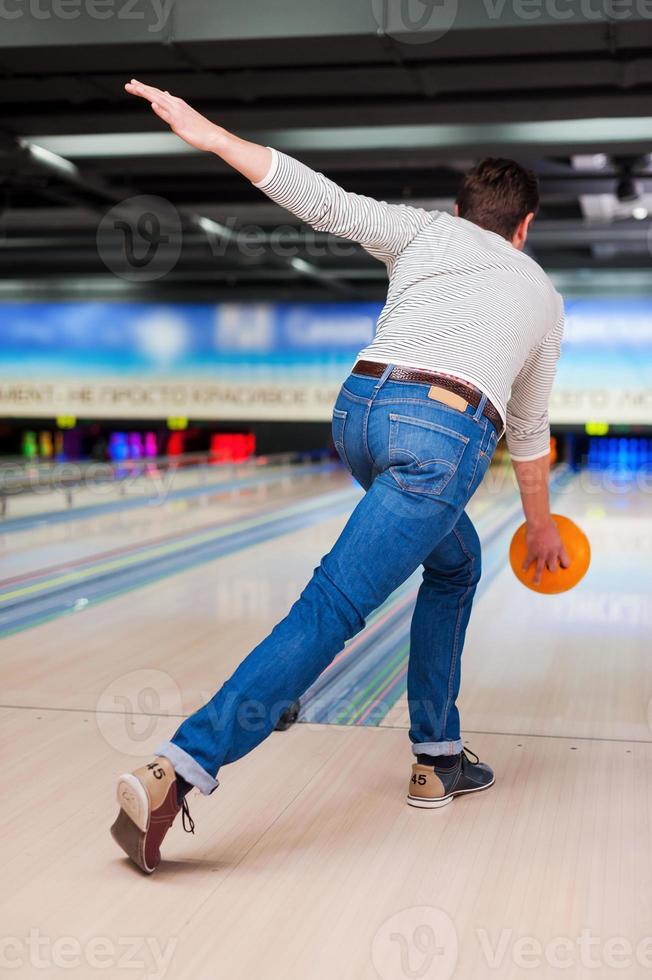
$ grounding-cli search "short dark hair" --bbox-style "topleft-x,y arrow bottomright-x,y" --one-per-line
456,157 -> 539,241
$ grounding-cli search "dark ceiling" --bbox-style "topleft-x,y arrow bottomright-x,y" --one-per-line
2,1 -> 652,301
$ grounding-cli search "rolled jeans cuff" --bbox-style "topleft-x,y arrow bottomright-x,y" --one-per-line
412,739 -> 463,757
155,741 -> 219,795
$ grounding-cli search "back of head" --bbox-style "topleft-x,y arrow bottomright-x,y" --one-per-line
456,158 -> 539,242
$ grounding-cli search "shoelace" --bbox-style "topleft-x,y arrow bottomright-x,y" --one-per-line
181,797 -> 195,834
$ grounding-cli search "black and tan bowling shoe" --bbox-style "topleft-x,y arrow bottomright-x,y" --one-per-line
111,756 -> 194,874
407,747 -> 495,809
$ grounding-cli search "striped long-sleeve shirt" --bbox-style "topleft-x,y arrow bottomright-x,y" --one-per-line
254,148 -> 564,461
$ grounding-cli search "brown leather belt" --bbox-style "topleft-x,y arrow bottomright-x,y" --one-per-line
352,360 -> 503,434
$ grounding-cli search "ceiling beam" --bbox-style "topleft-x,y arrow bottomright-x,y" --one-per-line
2,0 -> 652,56
2,132 -> 358,297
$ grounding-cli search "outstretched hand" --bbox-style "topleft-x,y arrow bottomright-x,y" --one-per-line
125,79 -> 224,153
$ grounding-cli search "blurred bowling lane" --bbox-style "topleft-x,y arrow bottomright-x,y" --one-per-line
0,511 -> 356,714
386,473 -> 652,743
3,460 -> 651,745
0,457 -> 245,522
0,462 -> 350,580
0,462 -> 359,712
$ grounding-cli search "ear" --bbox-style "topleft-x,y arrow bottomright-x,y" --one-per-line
512,211 -> 535,250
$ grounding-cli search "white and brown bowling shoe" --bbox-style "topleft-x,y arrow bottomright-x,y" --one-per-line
111,757 -> 194,874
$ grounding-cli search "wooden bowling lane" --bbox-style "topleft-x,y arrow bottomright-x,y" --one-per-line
299,470 -> 530,729
2,467 -> 652,979
2,706 -> 652,980
0,499 -> 354,711
1,457 -> 296,524
384,475 -> 652,743
0,462 -> 350,582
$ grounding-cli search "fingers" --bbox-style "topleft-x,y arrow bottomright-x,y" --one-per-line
126,79 -> 179,129
125,79 -> 177,110
125,78 -> 161,98
546,553 -> 559,573
125,79 -> 159,101
524,546 -> 570,584
547,545 -> 572,573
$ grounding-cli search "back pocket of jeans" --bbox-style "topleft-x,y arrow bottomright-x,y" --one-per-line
388,413 -> 469,496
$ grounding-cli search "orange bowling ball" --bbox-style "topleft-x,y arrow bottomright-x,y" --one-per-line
509,514 -> 591,594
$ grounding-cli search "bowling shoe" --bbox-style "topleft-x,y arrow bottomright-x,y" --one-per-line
111,756 -> 194,873
407,747 -> 495,808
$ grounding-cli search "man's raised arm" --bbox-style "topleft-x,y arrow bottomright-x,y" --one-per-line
125,79 -> 431,264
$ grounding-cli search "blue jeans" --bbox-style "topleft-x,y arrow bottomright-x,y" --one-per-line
157,367 -> 499,793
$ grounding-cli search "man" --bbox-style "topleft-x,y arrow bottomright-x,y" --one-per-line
112,79 -> 569,874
